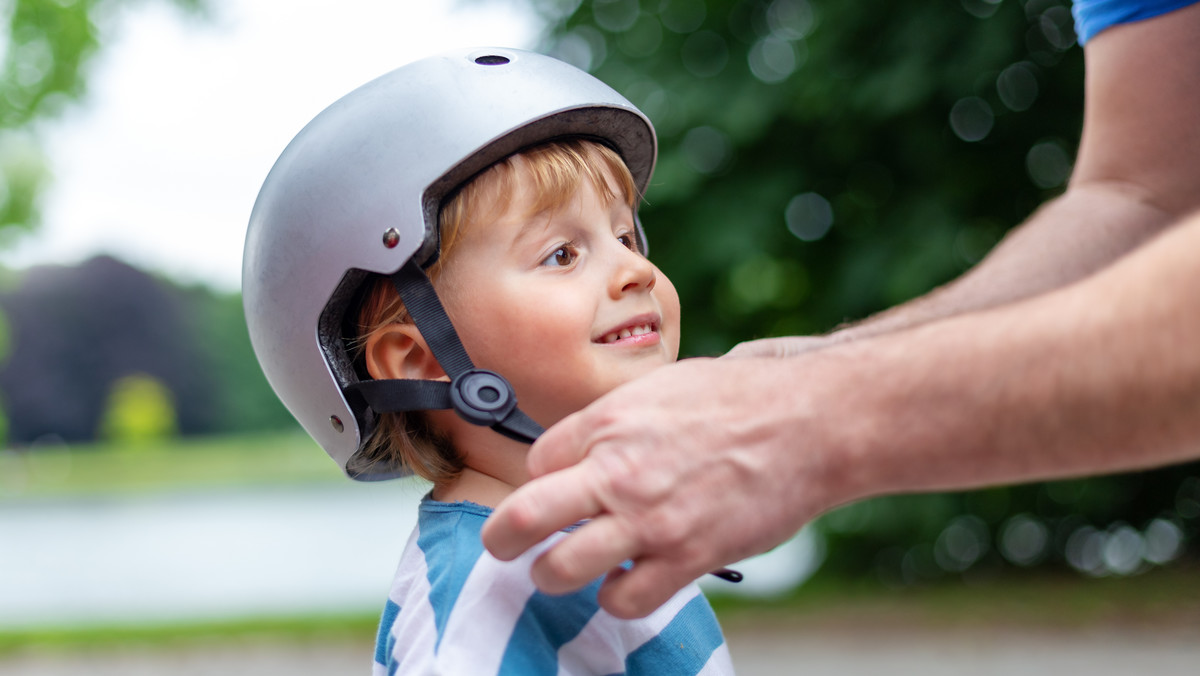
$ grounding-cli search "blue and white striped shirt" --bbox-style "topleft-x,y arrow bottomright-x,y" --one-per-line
373,498 -> 735,675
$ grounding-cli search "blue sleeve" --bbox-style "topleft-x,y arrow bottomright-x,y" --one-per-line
1073,0 -> 1200,44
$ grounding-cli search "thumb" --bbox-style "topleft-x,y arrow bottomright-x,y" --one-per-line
527,408 -> 592,478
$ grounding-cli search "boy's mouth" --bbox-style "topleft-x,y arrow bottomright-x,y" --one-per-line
594,315 -> 660,345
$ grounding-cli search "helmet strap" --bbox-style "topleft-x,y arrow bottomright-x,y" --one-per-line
344,259 -> 545,445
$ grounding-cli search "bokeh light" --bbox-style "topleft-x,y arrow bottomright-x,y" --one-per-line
961,0 -> 1003,19
997,61 -> 1040,112
785,192 -> 834,241
1026,139 -> 1073,188
949,96 -> 995,142
659,0 -> 706,33
766,0 -> 816,39
934,515 -> 990,572
999,513 -> 1050,566
748,36 -> 803,83
592,0 -> 639,32
618,12 -> 663,57
553,25 -> 607,71
681,125 -> 732,174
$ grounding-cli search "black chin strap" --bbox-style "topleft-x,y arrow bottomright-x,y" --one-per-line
345,259 -> 545,445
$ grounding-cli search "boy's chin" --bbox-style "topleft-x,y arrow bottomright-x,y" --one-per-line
523,361 -> 678,427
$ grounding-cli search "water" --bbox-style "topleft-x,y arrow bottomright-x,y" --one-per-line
0,483 -> 818,629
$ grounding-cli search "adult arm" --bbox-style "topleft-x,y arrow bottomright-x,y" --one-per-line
732,2 -> 1200,358
483,207 -> 1200,618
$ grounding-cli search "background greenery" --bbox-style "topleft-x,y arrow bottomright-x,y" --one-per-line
0,0 -> 1195,596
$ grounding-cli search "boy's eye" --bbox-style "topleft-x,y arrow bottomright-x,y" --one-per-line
542,245 -> 578,267
617,233 -> 638,251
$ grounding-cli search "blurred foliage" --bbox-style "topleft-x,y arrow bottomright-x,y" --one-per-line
97,372 -> 178,444
526,0 -> 1199,581
0,0 -> 206,234
179,278 -> 299,434
535,0 -> 1082,353
0,256 -> 294,446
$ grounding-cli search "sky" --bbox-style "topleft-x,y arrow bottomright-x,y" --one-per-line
0,0 -> 543,292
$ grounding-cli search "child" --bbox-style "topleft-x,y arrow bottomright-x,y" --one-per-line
243,47 -> 734,674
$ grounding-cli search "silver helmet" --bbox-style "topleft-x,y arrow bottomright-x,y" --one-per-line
242,47 -> 657,480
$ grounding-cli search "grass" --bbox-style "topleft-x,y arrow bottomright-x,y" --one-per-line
0,613 -> 381,658
3,564 -> 1198,658
0,429 -> 342,498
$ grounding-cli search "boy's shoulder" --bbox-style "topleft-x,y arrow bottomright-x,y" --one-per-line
412,497 -> 493,561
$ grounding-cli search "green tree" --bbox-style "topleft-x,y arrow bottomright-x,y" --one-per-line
97,372 -> 177,445
0,0 -> 206,235
181,281 -> 297,435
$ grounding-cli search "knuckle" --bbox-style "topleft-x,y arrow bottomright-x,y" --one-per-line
537,547 -> 588,591
539,551 -> 571,582
504,497 -> 543,536
637,507 -> 686,551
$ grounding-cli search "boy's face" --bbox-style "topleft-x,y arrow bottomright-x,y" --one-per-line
435,163 -> 681,427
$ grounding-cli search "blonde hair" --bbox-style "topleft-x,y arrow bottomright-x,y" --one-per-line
347,138 -> 638,485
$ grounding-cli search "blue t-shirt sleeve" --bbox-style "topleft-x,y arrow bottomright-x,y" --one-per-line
1073,0 -> 1200,44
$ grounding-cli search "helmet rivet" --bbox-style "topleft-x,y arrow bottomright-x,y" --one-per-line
382,228 -> 401,249
330,415 -> 344,433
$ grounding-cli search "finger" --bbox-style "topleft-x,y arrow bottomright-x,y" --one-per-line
723,337 -> 791,359
725,335 -> 831,359
527,514 -> 638,596
482,461 -> 603,561
723,340 -> 766,359
597,556 -> 700,620
526,407 -> 592,478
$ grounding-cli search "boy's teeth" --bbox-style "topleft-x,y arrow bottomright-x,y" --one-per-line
603,324 -> 651,343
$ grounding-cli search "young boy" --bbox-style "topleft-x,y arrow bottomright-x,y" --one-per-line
243,48 -> 735,674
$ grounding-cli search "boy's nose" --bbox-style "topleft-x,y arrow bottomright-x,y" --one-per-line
609,247 -> 657,298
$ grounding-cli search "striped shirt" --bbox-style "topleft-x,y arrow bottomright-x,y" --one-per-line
373,498 -> 735,675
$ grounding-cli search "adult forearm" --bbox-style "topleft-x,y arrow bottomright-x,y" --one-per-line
730,185 -> 1175,358
834,184 -> 1173,343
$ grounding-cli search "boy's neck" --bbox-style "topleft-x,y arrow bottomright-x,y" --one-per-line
428,414 -> 533,508
431,466 -> 517,508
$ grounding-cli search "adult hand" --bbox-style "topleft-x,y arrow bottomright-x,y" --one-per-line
481,355 -> 855,618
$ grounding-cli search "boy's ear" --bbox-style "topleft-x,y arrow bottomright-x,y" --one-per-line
363,324 -> 448,382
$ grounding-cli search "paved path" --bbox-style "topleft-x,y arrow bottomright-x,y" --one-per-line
728,626 -> 1200,676
4,625 -> 1200,675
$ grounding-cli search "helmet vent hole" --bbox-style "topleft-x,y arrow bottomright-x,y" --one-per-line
474,55 -> 510,66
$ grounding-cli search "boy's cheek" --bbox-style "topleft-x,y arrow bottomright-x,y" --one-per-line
657,287 -> 682,359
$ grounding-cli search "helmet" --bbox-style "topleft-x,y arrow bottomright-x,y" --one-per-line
242,47 -> 657,480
